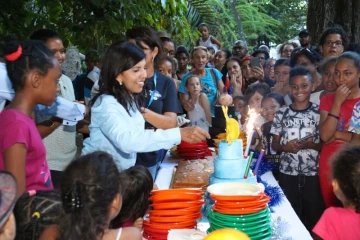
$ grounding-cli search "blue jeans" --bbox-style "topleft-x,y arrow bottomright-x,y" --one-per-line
147,149 -> 168,181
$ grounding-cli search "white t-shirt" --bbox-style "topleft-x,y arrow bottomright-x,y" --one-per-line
0,62 -> 15,112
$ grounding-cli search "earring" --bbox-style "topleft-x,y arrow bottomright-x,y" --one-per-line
119,81 -> 123,86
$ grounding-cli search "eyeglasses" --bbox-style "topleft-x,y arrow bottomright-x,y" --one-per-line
265,64 -> 274,69
325,41 -> 343,47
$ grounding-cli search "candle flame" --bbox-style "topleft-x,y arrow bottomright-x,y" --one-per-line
246,107 -> 257,138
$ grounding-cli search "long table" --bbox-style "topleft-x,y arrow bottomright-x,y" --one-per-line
155,154 -> 313,240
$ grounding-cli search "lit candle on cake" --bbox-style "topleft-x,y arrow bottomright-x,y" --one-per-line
244,107 -> 257,157
254,149 -> 265,175
244,151 -> 254,179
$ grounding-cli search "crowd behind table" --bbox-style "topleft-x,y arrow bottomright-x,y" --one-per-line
0,24 -> 360,240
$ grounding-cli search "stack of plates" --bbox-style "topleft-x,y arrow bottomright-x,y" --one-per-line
207,182 -> 272,240
143,189 -> 204,240
177,140 -> 211,160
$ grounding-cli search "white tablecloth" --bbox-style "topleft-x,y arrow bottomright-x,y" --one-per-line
155,155 -> 312,240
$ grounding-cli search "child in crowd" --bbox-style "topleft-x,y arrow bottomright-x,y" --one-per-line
310,57 -> 338,105
319,52 -> 360,208
175,46 -> 190,80
271,67 -> 324,230
233,96 -> 247,127
258,93 -> 285,179
0,40 -> 57,198
206,46 -> 215,68
40,152 -> 142,240
196,23 -> 222,52
313,146 -> 360,240
111,165 -> 153,232
272,58 -> 292,106
349,100 -> 360,143
185,75 -> 212,132
156,55 -> 180,91
244,83 -> 270,143
0,171 -> 17,240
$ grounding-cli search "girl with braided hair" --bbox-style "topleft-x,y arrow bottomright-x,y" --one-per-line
313,146 -> 360,240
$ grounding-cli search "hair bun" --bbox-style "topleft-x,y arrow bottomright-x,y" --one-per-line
4,41 -> 22,61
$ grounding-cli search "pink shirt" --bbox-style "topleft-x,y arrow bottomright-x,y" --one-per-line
313,207 -> 360,240
0,109 -> 53,191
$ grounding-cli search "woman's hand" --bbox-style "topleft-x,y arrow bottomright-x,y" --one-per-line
334,84 -> 351,105
182,100 -> 195,112
251,66 -> 264,81
180,126 -> 210,143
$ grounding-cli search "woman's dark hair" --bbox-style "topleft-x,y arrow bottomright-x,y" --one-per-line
319,57 -> 337,74
175,45 -> 189,58
290,48 -> 323,67
252,49 -> 270,60
274,58 -> 291,69
318,27 -> 348,50
90,41 -> 145,115
289,66 -> 314,85
244,83 -> 271,104
261,93 -> 285,107
337,51 -> 360,71
332,146 -> 360,212
58,151 -> 121,240
225,56 -> 242,68
126,26 -> 163,59
278,41 -> 299,55
3,40 -> 56,92
29,29 -> 60,42
110,165 -> 153,228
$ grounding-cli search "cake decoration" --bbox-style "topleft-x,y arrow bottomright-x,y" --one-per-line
221,105 -> 239,145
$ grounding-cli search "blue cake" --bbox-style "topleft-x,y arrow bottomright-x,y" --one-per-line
209,139 -> 257,185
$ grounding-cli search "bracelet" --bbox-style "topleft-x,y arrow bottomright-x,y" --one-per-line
328,113 -> 339,120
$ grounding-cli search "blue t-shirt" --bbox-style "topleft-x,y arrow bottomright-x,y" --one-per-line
179,68 -> 223,114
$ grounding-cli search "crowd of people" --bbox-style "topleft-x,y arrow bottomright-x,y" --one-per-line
0,22 -> 360,240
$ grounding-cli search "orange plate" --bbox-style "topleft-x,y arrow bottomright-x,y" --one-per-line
148,206 -> 202,216
148,213 -> 202,223
144,219 -> 197,230
212,205 -> 267,215
149,192 -> 203,203
215,202 -> 268,210
210,193 -> 264,202
150,201 -> 204,210
151,189 -> 203,196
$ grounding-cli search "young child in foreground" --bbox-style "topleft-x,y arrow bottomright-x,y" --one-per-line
185,75 -> 212,132
110,165 -> 153,232
40,152 -> 142,240
271,67 -> 325,230
312,146 -> 360,240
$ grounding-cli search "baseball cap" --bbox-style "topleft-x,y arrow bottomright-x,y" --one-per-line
299,29 -> 311,37
0,171 -> 17,229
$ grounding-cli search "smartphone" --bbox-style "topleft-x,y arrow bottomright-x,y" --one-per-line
297,134 -> 314,143
250,57 -> 260,68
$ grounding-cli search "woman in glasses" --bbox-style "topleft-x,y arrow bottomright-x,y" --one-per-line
278,41 -> 299,59
318,27 -> 348,59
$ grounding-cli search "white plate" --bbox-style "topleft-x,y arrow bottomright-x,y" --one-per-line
207,182 -> 262,196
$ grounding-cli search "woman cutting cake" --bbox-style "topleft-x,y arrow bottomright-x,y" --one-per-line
82,41 -> 209,171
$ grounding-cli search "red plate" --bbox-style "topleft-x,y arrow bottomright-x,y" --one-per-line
148,213 -> 202,223
151,189 -> 203,196
149,192 -> 203,203
144,219 -> 197,229
148,207 -> 202,217
210,193 -> 264,202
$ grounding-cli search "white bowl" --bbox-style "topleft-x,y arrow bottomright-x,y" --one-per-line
207,182 -> 262,196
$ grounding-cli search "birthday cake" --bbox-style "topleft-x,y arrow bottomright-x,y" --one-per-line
209,139 -> 257,185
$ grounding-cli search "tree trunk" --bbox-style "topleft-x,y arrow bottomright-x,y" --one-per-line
228,0 -> 246,43
307,0 -> 360,46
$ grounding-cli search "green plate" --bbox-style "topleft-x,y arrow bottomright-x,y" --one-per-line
248,227 -> 272,240
210,220 -> 271,234
210,217 -> 271,230
209,208 -> 270,223
209,210 -> 270,226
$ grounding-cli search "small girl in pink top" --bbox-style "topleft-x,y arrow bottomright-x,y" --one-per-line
313,146 -> 360,240
0,40 -> 61,198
